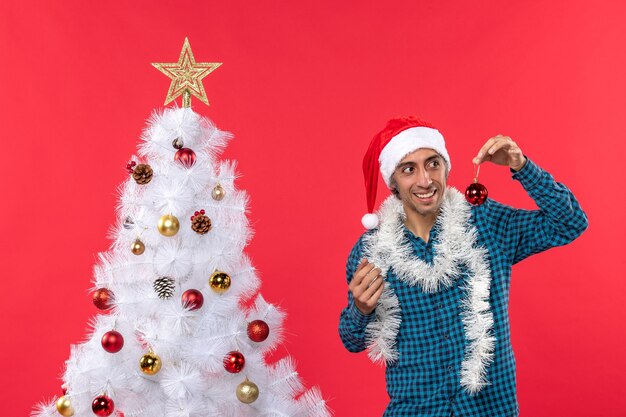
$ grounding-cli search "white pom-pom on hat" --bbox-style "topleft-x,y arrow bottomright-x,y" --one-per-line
361,213 -> 380,230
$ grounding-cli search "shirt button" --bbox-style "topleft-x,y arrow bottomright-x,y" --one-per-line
447,365 -> 454,372
442,333 -> 450,340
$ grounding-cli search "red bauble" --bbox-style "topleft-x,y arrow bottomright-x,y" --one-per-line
174,148 -> 196,167
101,330 -> 124,353
223,351 -> 245,373
247,320 -> 270,342
92,395 -> 114,416
92,288 -> 114,310
182,289 -> 204,310
465,182 -> 488,206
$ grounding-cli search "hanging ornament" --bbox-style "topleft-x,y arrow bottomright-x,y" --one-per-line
236,379 -> 259,404
209,271 -> 231,294
153,277 -> 175,299
123,216 -> 135,230
125,160 -> 137,174
92,395 -> 114,417
190,210 -> 212,235
131,164 -> 153,185
172,138 -> 184,149
174,148 -> 196,168
223,351 -> 245,373
465,164 -> 488,206
139,351 -> 162,375
211,184 -> 225,201
247,320 -> 270,343
182,289 -> 204,310
56,395 -> 74,417
131,238 -> 145,255
92,288 -> 114,310
101,330 -> 124,353
157,214 -> 180,236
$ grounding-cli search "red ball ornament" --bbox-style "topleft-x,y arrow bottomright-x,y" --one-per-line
247,320 -> 270,342
92,288 -> 114,310
92,395 -> 114,416
182,289 -> 204,310
174,148 -> 196,168
465,181 -> 488,206
101,330 -> 124,353
223,351 -> 245,373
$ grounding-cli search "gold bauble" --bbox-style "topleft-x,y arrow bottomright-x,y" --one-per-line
139,352 -> 162,375
157,214 -> 180,236
209,270 -> 231,293
236,379 -> 259,404
131,239 -> 145,255
212,184 -> 225,201
56,395 -> 74,417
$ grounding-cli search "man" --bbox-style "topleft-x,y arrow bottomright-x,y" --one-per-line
338,117 -> 588,416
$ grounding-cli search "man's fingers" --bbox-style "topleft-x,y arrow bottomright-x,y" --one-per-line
473,137 -> 498,165
473,135 -> 515,165
351,260 -> 377,287
362,274 -> 383,299
486,137 -> 511,156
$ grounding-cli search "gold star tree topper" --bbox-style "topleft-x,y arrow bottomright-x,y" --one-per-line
152,38 -> 222,107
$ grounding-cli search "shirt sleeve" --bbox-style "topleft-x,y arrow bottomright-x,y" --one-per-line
338,235 -> 378,353
481,157 -> 589,265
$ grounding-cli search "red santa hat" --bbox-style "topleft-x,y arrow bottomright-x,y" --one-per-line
361,116 -> 451,229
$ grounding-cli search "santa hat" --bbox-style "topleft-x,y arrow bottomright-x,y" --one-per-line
361,116 -> 451,229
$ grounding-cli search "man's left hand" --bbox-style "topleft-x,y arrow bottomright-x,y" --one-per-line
473,134 -> 527,171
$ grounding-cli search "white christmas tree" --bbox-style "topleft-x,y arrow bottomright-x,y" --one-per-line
33,39 -> 330,417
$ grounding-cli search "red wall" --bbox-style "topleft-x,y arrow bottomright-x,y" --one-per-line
1,1 -> 625,416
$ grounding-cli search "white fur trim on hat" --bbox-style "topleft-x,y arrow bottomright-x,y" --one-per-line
378,126 -> 451,186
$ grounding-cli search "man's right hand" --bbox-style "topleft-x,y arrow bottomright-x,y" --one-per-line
348,258 -> 385,315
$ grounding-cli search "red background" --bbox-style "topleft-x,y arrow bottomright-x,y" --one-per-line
1,1 -> 625,416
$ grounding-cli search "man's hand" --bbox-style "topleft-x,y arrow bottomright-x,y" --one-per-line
473,134 -> 527,171
349,259 -> 385,315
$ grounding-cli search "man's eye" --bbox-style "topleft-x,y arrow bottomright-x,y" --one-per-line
402,166 -> 414,173
429,161 -> 440,168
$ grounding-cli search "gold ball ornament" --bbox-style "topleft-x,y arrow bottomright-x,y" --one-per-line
236,379 -> 259,404
212,184 -> 225,201
131,239 -> 145,255
209,270 -> 231,294
157,214 -> 180,236
139,352 -> 162,375
56,395 -> 75,417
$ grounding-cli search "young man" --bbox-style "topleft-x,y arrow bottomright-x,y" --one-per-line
338,117 -> 588,417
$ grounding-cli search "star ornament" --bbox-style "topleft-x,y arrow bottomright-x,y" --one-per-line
152,38 -> 222,106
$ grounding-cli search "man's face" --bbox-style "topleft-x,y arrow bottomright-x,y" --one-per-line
391,148 -> 448,219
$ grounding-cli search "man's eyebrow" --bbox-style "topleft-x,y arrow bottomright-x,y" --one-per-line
425,154 -> 443,163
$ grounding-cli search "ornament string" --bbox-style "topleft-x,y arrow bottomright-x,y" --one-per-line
473,163 -> 481,183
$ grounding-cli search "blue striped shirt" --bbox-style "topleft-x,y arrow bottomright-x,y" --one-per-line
339,158 -> 588,416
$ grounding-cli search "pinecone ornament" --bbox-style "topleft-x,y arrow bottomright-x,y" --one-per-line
191,210 -> 212,235
153,277 -> 175,299
132,164 -> 154,185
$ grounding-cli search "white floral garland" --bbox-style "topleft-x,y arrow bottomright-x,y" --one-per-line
361,187 -> 495,394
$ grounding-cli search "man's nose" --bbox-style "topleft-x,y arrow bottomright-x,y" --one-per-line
416,168 -> 432,188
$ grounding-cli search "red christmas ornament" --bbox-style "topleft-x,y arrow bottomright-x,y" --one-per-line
182,289 -> 204,310
92,395 -> 114,416
223,351 -> 245,373
247,320 -> 270,342
465,181 -> 488,206
101,330 -> 124,353
92,288 -> 114,310
174,148 -> 196,167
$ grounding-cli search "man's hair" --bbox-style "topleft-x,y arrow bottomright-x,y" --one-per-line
389,153 -> 450,199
